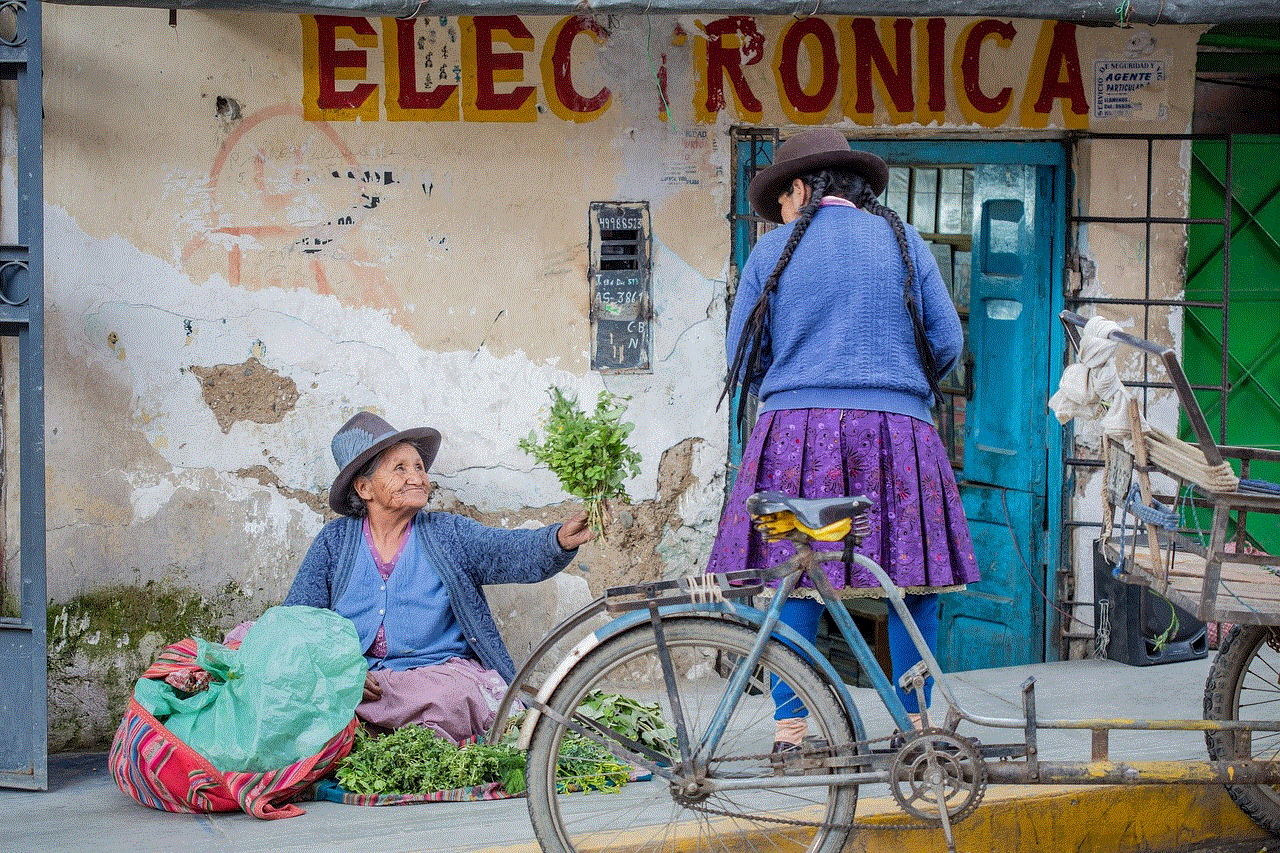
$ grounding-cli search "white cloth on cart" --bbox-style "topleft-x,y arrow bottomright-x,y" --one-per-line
1048,316 -> 1147,438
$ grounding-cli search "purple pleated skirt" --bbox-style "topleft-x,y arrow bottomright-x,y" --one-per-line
706,408 -> 980,594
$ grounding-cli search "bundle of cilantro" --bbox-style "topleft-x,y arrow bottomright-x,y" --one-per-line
519,387 -> 642,540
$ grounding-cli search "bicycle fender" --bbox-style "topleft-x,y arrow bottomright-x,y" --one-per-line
517,602 -> 866,749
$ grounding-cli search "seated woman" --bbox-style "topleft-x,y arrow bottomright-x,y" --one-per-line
282,410 -> 593,745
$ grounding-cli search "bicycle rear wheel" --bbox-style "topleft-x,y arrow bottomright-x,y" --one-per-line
1204,624 -> 1280,833
526,617 -> 857,853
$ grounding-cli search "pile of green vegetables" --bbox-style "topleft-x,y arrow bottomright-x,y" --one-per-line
334,725 -> 529,796
334,690 -> 674,797
518,387 -> 642,540
577,690 -> 676,760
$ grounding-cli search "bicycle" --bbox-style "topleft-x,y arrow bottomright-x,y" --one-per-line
486,313 -> 1280,853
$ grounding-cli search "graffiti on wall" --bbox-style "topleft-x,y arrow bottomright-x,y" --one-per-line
302,15 -> 1092,129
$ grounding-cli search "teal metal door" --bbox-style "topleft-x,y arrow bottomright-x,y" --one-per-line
730,136 -> 1065,673
943,161 -> 1058,670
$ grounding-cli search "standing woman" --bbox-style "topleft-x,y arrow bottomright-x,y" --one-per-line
707,128 -> 980,752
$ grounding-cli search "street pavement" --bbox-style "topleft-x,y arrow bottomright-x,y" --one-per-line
5,654 -> 1277,853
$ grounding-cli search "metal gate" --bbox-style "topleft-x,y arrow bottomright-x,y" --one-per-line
1061,131 -> 1280,656
1183,134 -> 1280,554
0,0 -> 47,791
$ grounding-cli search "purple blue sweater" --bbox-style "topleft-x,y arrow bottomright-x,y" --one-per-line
283,512 -> 575,682
729,203 -> 964,423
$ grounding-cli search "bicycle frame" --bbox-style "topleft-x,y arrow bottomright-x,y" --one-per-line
493,532 -> 1280,790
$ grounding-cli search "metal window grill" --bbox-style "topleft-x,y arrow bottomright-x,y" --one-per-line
1058,131 -> 1239,654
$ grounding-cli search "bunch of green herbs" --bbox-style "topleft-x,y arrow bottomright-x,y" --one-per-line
335,724 -> 528,796
578,690 -> 676,759
334,712 -> 646,797
554,733 -> 631,794
519,387 -> 642,539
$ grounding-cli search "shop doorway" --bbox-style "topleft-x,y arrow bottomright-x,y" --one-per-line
729,133 -> 1067,673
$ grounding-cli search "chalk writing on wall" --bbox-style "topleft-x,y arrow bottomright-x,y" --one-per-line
302,15 -> 1090,129
589,201 -> 651,373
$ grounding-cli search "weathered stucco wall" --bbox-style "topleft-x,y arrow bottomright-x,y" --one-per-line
38,8 -> 1202,747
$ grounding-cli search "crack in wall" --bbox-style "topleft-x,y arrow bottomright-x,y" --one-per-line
235,464 -> 330,517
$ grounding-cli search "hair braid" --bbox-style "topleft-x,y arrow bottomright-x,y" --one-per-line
857,184 -> 945,404
720,173 -> 830,427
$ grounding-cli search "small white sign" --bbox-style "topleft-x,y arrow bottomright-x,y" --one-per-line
1093,60 -> 1167,120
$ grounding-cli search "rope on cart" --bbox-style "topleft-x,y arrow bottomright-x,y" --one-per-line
1114,484 -> 1179,576
1141,428 -> 1239,494
1125,483 -> 1178,529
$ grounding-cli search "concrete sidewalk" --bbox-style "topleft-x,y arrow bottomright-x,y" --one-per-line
6,655 -> 1275,853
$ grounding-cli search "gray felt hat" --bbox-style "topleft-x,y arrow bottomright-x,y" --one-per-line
329,411 -> 441,515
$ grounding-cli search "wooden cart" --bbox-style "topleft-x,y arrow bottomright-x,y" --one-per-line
1060,310 -> 1280,626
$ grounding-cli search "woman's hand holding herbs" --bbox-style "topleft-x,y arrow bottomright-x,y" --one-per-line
556,510 -> 594,550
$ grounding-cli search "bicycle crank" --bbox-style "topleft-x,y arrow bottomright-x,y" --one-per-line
889,729 -> 988,824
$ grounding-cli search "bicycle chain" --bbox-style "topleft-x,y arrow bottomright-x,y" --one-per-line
687,731 -> 943,832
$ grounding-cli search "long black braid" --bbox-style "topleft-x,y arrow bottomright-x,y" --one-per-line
720,168 -> 944,429
720,172 -> 831,428
854,181 -> 947,405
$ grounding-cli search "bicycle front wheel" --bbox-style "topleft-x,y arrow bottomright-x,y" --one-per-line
526,617 -> 857,853
1205,624 -> 1280,833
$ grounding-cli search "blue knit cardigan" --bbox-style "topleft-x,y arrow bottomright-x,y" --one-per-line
283,512 -> 575,683
729,203 -> 964,423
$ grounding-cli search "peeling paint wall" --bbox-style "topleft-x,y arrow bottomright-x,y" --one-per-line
37,7 -> 1204,747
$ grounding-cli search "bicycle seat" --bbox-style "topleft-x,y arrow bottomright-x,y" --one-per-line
745,491 -> 872,530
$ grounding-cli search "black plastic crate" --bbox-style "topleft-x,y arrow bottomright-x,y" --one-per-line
1093,542 -> 1207,666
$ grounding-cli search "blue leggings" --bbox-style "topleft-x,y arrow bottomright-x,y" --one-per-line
770,594 -> 940,720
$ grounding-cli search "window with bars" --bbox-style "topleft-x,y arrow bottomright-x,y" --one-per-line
887,165 -> 975,469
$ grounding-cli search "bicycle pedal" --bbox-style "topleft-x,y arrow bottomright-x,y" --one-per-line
769,741 -> 801,774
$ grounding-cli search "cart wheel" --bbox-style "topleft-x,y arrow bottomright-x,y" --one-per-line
1204,624 -> 1280,833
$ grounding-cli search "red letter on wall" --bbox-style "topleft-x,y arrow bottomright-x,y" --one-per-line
918,18 -> 948,120
775,17 -> 838,123
464,16 -> 537,121
1021,20 -> 1089,129
542,15 -> 612,122
304,15 -> 379,120
955,18 -> 1016,126
847,18 -> 915,123
387,17 -> 459,119
695,16 -> 764,123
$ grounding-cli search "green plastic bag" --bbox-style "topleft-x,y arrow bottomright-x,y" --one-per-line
133,605 -> 366,773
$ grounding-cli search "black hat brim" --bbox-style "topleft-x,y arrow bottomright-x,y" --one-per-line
748,149 -> 889,225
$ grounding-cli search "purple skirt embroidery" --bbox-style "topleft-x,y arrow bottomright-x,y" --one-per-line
707,408 -> 979,593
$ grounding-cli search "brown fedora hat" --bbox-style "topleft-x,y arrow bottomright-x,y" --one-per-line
328,411 -> 442,515
748,128 -> 889,224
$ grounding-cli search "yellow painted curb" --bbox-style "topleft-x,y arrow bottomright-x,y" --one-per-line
472,785 -> 1271,853
847,785 -> 1272,853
